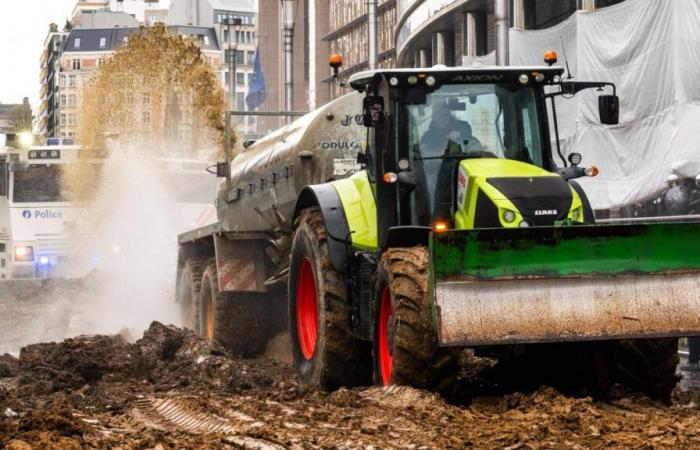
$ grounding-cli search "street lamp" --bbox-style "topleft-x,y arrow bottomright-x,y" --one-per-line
225,17 -> 243,111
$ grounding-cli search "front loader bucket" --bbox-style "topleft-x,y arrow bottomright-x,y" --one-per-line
430,222 -> 700,346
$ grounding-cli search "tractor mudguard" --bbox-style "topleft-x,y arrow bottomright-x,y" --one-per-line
294,184 -> 351,273
430,222 -> 700,346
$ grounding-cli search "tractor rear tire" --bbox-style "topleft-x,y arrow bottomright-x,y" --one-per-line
289,208 -> 371,391
374,246 -> 458,393
199,262 -> 280,357
176,259 -> 204,334
613,338 -> 680,403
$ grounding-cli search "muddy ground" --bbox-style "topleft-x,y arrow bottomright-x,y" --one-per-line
4,280 -> 700,449
0,321 -> 699,449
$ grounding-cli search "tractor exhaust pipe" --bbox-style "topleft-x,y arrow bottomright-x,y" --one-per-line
282,0 -> 295,124
495,0 -> 509,66
368,0 -> 378,70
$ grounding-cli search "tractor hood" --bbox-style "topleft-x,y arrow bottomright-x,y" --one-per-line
461,159 -> 571,200
455,158 -> 581,229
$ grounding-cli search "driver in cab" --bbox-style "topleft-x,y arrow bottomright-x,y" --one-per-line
417,99 -> 485,222
419,99 -> 483,157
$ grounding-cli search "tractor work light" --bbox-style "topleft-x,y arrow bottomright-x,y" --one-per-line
518,74 -> 529,85
518,220 -> 531,228
425,75 -> 437,87
14,246 -> 34,262
534,72 -> 546,83
389,76 -> 399,86
407,75 -> 418,85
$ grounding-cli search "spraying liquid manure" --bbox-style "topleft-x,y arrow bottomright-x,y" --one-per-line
0,26 -> 233,352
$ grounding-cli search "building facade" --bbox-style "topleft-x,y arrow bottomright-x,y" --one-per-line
395,0 -> 627,68
38,31 -> 68,141
170,0 -> 258,136
326,0 -> 397,99
255,0 -> 331,134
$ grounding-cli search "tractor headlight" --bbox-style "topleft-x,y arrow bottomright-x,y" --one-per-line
502,209 -> 516,223
518,220 -> 531,228
572,207 -> 582,222
14,246 -> 34,262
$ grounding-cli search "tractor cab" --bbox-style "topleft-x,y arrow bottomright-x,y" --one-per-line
347,63 -> 618,245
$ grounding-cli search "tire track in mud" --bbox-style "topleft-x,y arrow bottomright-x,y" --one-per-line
132,396 -> 286,450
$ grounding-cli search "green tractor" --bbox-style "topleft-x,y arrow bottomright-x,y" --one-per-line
286,62 -> 700,400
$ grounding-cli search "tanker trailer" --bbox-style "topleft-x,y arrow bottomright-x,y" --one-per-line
176,92 -> 367,357
178,54 -> 700,401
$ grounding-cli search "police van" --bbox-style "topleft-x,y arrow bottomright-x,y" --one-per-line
0,143 -> 77,279
0,141 -> 217,280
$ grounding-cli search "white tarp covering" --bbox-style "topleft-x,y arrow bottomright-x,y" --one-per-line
510,0 -> 700,210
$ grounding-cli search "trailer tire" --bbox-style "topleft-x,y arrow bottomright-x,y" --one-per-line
374,246 -> 458,392
176,259 -> 204,334
199,262 -> 280,357
613,338 -> 680,403
289,208 -> 371,391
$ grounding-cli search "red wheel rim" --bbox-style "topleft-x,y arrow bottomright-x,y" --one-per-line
296,258 -> 318,360
378,285 -> 393,385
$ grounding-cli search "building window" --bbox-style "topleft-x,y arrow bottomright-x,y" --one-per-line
68,94 -> 76,107
74,38 -> 81,49
68,74 -> 77,87
247,73 -> 253,86
67,114 -> 76,126
60,95 -> 66,107
235,50 -> 244,64
72,59 -> 81,70
246,51 -> 254,65
236,72 -> 245,85
60,114 -> 66,125
225,71 -> 230,85
98,57 -> 105,66
59,74 -> 66,87
235,92 -> 245,111
99,37 -> 107,48
204,36 -> 210,46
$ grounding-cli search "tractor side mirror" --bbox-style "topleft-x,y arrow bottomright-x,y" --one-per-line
599,95 -> 619,125
206,162 -> 229,178
363,95 -> 384,127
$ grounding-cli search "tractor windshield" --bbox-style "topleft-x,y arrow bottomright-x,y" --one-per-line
403,83 -> 544,225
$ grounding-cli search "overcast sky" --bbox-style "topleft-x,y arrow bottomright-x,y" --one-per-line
0,0 -> 79,107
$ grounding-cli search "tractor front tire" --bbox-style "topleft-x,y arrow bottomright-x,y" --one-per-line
288,208 -> 371,391
374,246 -> 458,392
199,262 -> 279,357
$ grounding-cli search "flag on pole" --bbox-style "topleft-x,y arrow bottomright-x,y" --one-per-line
246,46 -> 267,110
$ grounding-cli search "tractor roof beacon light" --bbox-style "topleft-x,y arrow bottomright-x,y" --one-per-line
329,54 -> 344,86
544,50 -> 558,66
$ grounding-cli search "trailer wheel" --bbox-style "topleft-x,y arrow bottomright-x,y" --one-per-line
289,208 -> 371,390
199,262 -> 279,357
613,338 -> 680,403
176,259 -> 204,334
374,247 -> 458,392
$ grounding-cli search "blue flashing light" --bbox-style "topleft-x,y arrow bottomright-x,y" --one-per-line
39,256 -> 50,265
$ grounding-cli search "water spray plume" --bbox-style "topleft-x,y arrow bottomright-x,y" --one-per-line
52,25 -> 232,339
